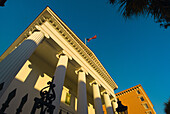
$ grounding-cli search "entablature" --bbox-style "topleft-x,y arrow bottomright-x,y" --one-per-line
0,7 -> 118,92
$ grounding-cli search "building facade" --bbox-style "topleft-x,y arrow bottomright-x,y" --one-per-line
116,84 -> 156,114
0,7 -> 118,114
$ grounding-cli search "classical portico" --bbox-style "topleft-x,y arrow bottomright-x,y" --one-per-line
0,7 -> 118,114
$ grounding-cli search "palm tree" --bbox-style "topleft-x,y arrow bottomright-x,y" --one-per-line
165,99 -> 170,114
109,0 -> 170,28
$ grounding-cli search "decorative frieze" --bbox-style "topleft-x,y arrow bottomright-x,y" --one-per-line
44,15 -> 117,89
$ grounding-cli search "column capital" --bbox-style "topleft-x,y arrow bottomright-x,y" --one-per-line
77,66 -> 88,114
89,80 -> 101,87
52,50 -> 69,113
75,67 -> 88,75
111,97 -> 117,102
111,94 -> 117,102
0,30 -> 45,98
35,25 -> 50,38
101,90 -> 111,96
56,50 -> 72,60
103,91 -> 114,114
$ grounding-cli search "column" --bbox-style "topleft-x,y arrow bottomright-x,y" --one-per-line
103,92 -> 114,114
52,54 -> 69,114
0,31 -> 45,98
112,93 -> 118,114
77,70 -> 88,114
112,100 -> 118,114
92,82 -> 104,114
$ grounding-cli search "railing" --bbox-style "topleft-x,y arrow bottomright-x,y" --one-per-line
0,76 -> 57,114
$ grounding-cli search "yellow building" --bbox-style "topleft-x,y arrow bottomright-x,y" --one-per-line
0,7 -> 119,114
116,84 -> 156,114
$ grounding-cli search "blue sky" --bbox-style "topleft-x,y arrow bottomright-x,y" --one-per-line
0,0 -> 170,113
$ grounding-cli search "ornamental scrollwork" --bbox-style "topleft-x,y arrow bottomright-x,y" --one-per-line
31,77 -> 56,114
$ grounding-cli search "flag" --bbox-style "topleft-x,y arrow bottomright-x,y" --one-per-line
87,35 -> 97,42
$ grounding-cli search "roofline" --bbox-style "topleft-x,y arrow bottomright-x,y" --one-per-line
116,84 -> 141,95
0,6 -> 118,90
0,6 -> 48,61
116,84 -> 154,107
46,7 -> 118,89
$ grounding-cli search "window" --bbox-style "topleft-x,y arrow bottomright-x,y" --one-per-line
65,93 -> 71,105
140,96 -> 144,101
142,103 -> 149,109
137,90 -> 140,94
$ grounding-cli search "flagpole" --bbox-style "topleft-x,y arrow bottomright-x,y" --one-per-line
85,38 -> 86,45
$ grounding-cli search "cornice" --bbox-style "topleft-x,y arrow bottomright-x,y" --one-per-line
115,84 -> 141,96
45,7 -> 118,90
0,7 -> 118,90
115,84 -> 154,108
0,8 -> 48,61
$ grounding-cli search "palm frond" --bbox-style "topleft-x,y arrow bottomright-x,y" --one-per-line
109,0 -> 170,28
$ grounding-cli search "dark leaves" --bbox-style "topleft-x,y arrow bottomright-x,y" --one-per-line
0,0 -> 7,7
110,0 -> 170,28
165,99 -> 170,114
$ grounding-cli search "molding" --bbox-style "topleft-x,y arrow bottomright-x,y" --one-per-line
35,25 -> 50,38
110,93 -> 117,102
0,7 -> 118,93
75,67 -> 88,75
45,7 -> 118,90
116,84 -> 141,96
63,86 -> 69,93
56,50 -> 72,60
101,90 -> 111,96
62,50 -> 73,60
111,98 -> 117,102
89,80 -> 101,87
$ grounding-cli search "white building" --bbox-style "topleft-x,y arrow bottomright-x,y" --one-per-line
0,7 -> 118,114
